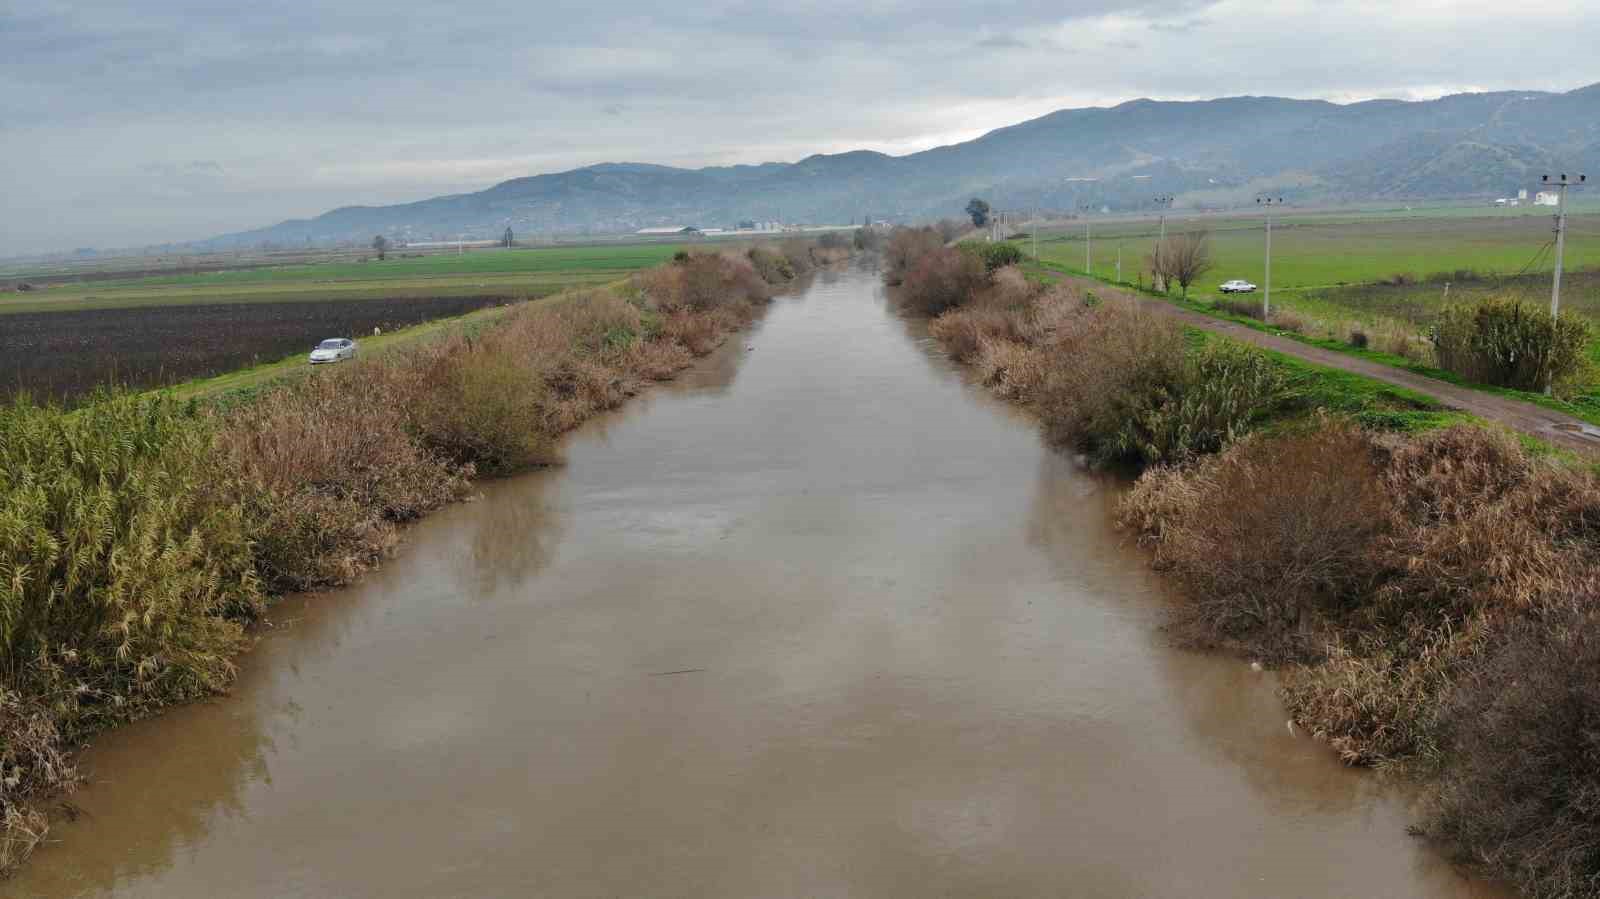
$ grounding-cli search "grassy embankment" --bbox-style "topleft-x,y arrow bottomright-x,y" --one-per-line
1030,210 -> 1600,424
894,227 -> 1600,897
0,237 -> 851,875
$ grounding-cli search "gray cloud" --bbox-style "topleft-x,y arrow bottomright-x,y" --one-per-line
2,0 -> 1598,254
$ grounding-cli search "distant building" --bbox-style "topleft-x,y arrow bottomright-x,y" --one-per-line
1518,189 -> 1529,201
637,226 -> 698,235
1535,191 -> 1561,206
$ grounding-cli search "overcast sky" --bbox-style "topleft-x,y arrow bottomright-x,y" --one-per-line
3,0 -> 1597,255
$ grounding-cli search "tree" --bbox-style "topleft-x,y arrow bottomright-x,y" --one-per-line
965,198 -> 991,228
503,227 -> 514,248
372,235 -> 388,261
1150,230 -> 1212,298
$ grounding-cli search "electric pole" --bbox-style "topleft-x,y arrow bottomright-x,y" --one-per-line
1542,173 -> 1586,318
1153,196 -> 1174,291
1079,204 -> 1095,275
1257,197 -> 1285,319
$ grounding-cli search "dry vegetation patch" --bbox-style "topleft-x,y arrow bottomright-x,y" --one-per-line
1120,421 -> 1600,893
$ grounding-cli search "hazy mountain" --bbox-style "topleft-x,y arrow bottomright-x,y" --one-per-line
205,83 -> 1600,248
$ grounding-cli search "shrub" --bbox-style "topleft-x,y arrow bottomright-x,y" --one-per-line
778,240 -> 817,278
411,339 -> 557,476
816,231 -> 849,250
1215,297 -> 1264,319
746,246 -> 796,284
1118,421 -> 1388,657
853,227 -> 884,252
973,338 -> 1049,402
1267,310 -> 1307,333
217,363 -> 468,591
1121,341 -> 1288,465
0,396 -> 261,717
1032,299 -> 1189,460
929,305 -> 1024,363
883,227 -> 945,285
1032,303 -> 1283,466
1425,602 -> 1600,898
897,247 -> 986,316
960,241 -> 1025,273
638,252 -> 770,312
0,395 -> 262,865
1430,297 -> 1592,394
935,219 -> 967,243
1347,328 -> 1370,349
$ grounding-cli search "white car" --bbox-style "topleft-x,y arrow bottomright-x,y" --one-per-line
308,337 -> 357,364
1219,279 -> 1258,293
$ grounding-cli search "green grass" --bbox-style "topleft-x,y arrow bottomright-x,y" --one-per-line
1175,326 -> 1468,435
1032,209 -> 1600,298
1027,225 -> 1600,429
83,244 -> 688,289
0,244 -> 687,315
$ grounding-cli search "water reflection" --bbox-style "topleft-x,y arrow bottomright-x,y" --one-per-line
454,469 -> 564,596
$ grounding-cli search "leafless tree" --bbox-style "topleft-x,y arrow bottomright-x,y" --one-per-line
372,235 -> 388,261
1150,230 -> 1212,298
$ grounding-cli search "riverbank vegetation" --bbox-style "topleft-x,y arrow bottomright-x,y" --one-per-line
0,243 -> 835,875
1121,423 -> 1600,897
912,258 -> 1296,467
895,230 -> 1600,897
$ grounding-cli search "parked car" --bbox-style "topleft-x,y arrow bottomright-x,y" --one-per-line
308,337 -> 357,364
1219,279 -> 1258,293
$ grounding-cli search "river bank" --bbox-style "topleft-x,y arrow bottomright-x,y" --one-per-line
0,242 -> 841,874
11,266 -> 1500,897
901,235 -> 1597,897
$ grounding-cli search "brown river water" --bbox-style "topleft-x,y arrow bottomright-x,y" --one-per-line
11,267 -> 1504,898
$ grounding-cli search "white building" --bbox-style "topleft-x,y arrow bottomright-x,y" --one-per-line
1535,191 -> 1561,207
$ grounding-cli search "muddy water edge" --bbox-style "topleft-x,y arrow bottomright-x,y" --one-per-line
10,265 -> 1504,898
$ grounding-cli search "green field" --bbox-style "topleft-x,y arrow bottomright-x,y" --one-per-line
1022,207 -> 1600,427
1033,208 -> 1600,298
0,244 -> 687,315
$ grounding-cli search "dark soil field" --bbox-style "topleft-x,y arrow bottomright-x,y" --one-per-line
0,294 -> 511,403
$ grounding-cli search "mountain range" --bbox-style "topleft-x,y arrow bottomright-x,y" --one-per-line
206,83 -> 1600,248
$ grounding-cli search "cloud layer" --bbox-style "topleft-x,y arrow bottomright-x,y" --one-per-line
3,0 -> 1596,254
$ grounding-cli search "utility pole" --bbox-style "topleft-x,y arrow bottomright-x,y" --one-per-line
1117,243 -> 1123,282
1257,197 -> 1285,319
1540,173 -> 1585,394
1153,196 -> 1174,291
1542,173 -> 1586,318
1079,204 -> 1095,275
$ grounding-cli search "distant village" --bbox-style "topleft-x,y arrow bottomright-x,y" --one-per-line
1494,188 -> 1561,207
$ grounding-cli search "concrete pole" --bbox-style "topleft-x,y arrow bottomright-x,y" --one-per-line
1552,180 -> 1568,319
1157,214 -> 1167,292
1264,214 -> 1273,320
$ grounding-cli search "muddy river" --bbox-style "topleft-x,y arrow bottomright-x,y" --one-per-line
12,267 -> 1501,897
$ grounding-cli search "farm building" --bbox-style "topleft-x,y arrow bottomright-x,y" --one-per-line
1535,191 -> 1561,206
